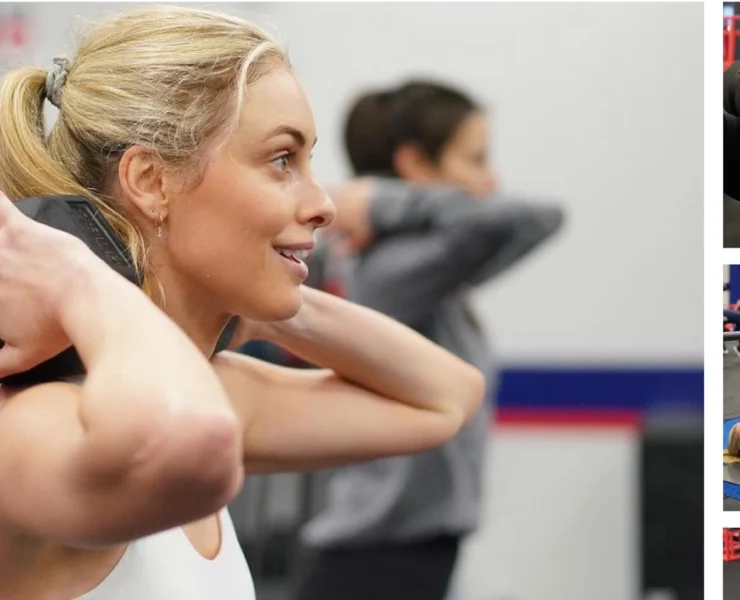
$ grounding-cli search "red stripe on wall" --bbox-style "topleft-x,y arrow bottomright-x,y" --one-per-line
493,409 -> 642,429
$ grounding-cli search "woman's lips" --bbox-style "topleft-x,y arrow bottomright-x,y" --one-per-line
275,248 -> 309,280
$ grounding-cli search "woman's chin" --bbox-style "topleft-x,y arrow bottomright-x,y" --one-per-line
229,280 -> 303,322
260,288 -> 303,322
271,303 -> 301,321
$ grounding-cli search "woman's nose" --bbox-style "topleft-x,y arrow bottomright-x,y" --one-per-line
300,183 -> 336,230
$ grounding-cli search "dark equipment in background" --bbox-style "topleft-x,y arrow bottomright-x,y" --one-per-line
641,416 -> 703,600
723,59 -> 740,245
725,61 -> 740,202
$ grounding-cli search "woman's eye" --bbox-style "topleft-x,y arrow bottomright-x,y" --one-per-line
272,154 -> 291,170
271,150 -> 313,173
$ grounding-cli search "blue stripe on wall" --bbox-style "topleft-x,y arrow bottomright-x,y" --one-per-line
495,366 -> 703,413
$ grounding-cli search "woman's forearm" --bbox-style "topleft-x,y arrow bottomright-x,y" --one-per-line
260,286 -> 485,421
58,256 -> 242,484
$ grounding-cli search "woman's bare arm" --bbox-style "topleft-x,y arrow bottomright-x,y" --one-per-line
215,286 -> 485,473
0,257 -> 243,546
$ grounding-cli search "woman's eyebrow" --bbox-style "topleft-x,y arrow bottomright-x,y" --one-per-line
262,124 -> 318,148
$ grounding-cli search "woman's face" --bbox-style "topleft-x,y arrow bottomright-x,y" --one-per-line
434,111 -> 497,197
161,67 -> 335,322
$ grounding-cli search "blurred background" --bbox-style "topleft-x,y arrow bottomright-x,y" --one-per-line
0,3 -> 703,600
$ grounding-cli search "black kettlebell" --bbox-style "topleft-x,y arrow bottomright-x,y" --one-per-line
0,195 -> 238,386
0,195 -> 138,386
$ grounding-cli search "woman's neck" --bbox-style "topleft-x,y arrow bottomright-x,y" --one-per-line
151,268 -> 233,358
165,302 -> 232,358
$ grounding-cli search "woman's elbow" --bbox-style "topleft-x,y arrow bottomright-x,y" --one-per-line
143,411 -> 244,510
67,413 -> 244,546
457,365 -> 487,427
433,365 -> 487,445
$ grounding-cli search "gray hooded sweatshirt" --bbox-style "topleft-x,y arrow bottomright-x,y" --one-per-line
302,179 -> 564,546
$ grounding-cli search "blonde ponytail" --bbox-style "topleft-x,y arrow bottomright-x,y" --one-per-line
0,66 -> 150,291
0,66 -> 87,199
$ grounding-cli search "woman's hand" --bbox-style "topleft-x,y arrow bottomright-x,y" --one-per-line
0,192 -> 98,376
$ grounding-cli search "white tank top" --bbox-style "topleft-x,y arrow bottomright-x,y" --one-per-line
76,509 -> 256,600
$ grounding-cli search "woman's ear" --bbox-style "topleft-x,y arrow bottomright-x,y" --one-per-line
392,142 -> 440,183
118,146 -> 169,222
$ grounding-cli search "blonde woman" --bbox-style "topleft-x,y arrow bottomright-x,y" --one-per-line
727,424 -> 740,464
0,7 -> 484,599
